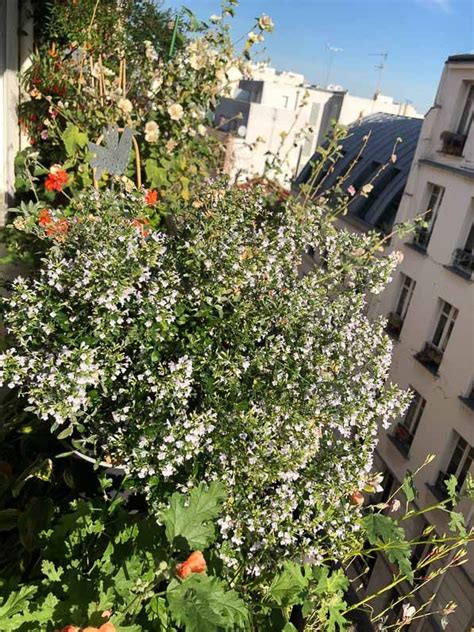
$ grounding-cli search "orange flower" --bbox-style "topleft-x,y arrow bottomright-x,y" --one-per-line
58,627 -> 80,632
39,208 -> 53,226
81,625 -> 116,632
176,550 -> 207,579
45,165 -> 68,192
144,189 -> 158,206
131,217 -> 151,237
46,218 -> 69,237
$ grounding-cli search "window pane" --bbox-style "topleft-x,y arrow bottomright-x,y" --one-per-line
446,437 -> 467,477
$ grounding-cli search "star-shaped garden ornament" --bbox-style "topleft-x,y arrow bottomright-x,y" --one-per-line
88,126 -> 135,179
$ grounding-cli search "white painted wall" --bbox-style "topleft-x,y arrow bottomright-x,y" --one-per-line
218,65 -> 423,187
367,56 -> 474,631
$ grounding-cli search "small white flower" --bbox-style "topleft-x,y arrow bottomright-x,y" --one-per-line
117,98 -> 133,114
258,14 -> 274,31
210,14 -> 222,22
144,120 -> 160,143
168,103 -> 184,121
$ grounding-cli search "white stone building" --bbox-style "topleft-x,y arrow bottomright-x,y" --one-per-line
360,53 -> 474,632
214,64 -> 423,186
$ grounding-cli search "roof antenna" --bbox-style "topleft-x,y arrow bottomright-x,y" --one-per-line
325,43 -> 343,88
369,52 -> 388,98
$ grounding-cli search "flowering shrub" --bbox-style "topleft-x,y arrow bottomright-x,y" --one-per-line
0,180 -> 410,577
15,0 -> 272,208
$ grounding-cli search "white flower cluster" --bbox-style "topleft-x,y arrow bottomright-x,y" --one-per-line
0,184 -> 409,572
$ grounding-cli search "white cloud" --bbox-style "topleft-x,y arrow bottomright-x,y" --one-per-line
416,0 -> 454,13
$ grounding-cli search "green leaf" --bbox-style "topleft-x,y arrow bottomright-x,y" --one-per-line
325,596 -> 348,632
401,471 -> 417,503
145,159 -> 169,188
0,586 -> 37,620
62,123 -> 88,156
313,568 -> 349,596
18,497 -> 54,551
445,475 -> 458,504
160,482 -> 226,549
41,559 -> 63,582
13,458 -> 54,497
362,513 -> 413,582
167,575 -> 248,632
448,510 -> 466,536
268,561 -> 309,606
0,509 -> 20,532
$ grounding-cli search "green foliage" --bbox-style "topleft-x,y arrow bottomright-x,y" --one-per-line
362,512 -> 413,582
268,561 -> 309,606
161,482 -> 226,550
62,124 -> 89,158
0,482 -> 250,632
167,575 -> 249,632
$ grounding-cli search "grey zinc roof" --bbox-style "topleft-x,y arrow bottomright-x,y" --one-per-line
296,113 -> 422,234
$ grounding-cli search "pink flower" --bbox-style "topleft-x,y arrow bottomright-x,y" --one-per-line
347,185 -> 356,197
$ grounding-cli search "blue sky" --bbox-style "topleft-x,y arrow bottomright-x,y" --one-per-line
163,0 -> 474,114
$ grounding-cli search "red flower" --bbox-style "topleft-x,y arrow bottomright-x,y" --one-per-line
145,189 -> 158,206
39,208 -> 53,226
45,165 -> 68,192
131,217 -> 151,237
176,551 -> 207,579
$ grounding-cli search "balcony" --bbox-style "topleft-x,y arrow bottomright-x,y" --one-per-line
459,385 -> 474,411
415,342 -> 442,375
451,248 -> 474,280
386,311 -> 403,339
440,131 -> 467,157
428,470 -> 449,501
389,422 -> 413,457
409,226 -> 431,253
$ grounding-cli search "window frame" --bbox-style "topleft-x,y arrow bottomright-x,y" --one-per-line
431,300 -> 458,352
395,274 -> 416,321
457,83 -> 474,136
446,435 -> 473,491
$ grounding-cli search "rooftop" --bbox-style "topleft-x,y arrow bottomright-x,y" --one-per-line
297,113 -> 423,234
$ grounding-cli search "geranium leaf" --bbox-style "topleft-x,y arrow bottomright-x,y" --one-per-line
268,561 -> 309,606
160,482 -> 226,549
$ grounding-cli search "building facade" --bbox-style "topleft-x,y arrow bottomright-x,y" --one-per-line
361,54 -> 474,632
214,64 -> 422,187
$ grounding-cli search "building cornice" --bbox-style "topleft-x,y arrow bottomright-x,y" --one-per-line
418,158 -> 474,180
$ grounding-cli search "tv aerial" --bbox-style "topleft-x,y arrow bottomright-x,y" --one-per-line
325,43 -> 343,88
370,52 -> 388,97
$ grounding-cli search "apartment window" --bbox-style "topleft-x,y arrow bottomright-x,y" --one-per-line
412,184 -> 445,250
386,275 -> 416,338
459,379 -> 474,410
392,389 -> 426,454
415,300 -> 457,374
446,436 -> 473,490
452,222 -> 474,277
457,84 -> 474,136
432,300 -> 458,352
434,435 -> 473,498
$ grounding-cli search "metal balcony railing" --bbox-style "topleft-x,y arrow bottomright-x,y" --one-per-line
412,226 -> 431,250
415,341 -> 443,373
440,131 -> 467,157
452,248 -> 474,276
391,422 -> 414,454
386,311 -> 404,338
